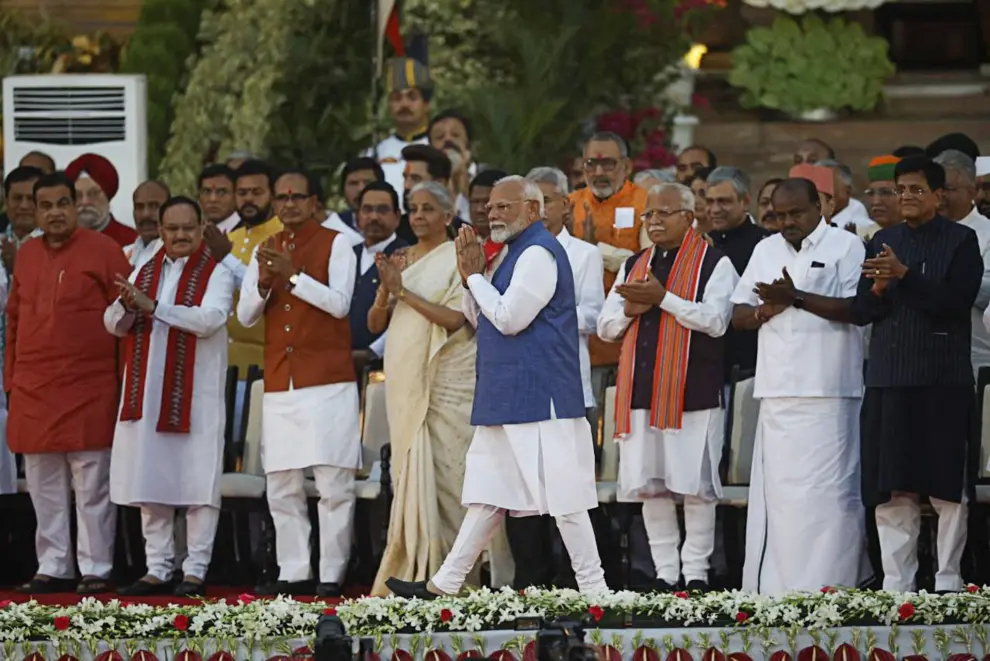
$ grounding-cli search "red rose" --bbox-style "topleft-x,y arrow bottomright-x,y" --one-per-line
237,593 -> 257,604
440,608 -> 453,622
967,584 -> 979,593
588,605 -> 604,622
898,602 -> 916,620
735,612 -> 749,623
0,600 -> 11,608
54,615 -> 70,631
174,614 -> 189,631
820,586 -> 836,594
674,591 -> 689,599
323,607 -> 337,616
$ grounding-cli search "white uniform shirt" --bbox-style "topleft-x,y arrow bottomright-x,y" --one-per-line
365,133 -> 429,213
323,211 -> 365,248
216,212 -> 240,234
556,227 -> 605,407
833,198 -> 872,229
960,205 -> 990,370
105,256 -> 235,507
731,220 -> 865,399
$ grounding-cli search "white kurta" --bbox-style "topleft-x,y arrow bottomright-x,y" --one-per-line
105,255 -> 235,507
598,255 -> 739,501
556,227 -> 605,408
461,243 -> 599,517
959,206 -> 990,371
323,211 -> 365,247
125,237 -> 163,269
0,266 -> 14,495
236,232 -> 361,473
833,198 -> 872,229
731,221 -> 867,594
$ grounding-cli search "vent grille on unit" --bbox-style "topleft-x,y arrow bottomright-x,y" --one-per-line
11,86 -> 126,145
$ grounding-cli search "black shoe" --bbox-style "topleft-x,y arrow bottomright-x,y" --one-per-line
254,580 -> 315,597
652,578 -> 678,592
685,579 -> 709,593
316,582 -> 343,598
77,576 -> 114,595
16,576 -> 77,595
118,577 -> 176,597
385,577 -> 439,600
174,580 -> 207,597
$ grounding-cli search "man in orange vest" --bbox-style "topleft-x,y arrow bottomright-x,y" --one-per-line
236,168 -> 360,598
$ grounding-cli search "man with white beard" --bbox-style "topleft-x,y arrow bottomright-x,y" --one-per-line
65,153 -> 137,248
384,176 -> 608,598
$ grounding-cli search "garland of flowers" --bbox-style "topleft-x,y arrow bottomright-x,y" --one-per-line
741,0 -> 886,14
159,0 -> 299,195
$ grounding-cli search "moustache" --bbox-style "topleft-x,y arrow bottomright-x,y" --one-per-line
443,141 -> 461,152
78,205 -> 100,216
397,107 -> 413,115
239,204 -> 259,215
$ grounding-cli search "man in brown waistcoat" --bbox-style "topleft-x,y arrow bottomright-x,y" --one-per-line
236,169 -> 360,598
597,182 -> 739,592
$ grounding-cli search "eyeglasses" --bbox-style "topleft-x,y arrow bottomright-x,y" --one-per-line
583,158 -> 619,173
485,199 -> 524,214
895,185 -> 931,198
274,193 -> 311,204
360,204 -> 394,216
865,187 -> 897,199
641,208 -> 690,222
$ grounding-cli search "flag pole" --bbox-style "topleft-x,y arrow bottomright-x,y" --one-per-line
370,0 -> 381,160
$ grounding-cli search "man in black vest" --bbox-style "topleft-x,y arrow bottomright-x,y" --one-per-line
756,156 -> 982,593
350,181 -> 407,359
598,182 -> 738,591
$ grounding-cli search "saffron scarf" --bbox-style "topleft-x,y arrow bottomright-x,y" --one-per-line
483,238 -> 504,267
120,242 -> 217,433
614,228 -> 708,435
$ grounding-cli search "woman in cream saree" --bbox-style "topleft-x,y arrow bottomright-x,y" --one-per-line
369,182 -> 488,595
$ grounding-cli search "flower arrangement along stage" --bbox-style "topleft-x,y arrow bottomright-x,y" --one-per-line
5,587 -> 990,661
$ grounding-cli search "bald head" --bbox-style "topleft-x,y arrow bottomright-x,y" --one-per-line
794,139 -> 835,165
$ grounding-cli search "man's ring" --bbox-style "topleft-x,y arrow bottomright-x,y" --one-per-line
875,269 -> 880,275
267,261 -> 273,267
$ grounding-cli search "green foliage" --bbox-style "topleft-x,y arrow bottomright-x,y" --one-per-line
0,9 -> 69,76
121,0 -> 205,178
728,15 -> 896,114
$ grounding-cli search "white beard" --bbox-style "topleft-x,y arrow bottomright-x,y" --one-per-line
78,206 -> 107,230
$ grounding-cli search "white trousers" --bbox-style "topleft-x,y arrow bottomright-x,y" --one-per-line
876,494 -> 967,592
267,465 -> 356,583
24,450 -> 115,579
141,504 -> 219,582
432,504 -> 607,595
642,495 -> 716,584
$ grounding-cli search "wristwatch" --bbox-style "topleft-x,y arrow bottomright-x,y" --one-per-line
793,294 -> 806,310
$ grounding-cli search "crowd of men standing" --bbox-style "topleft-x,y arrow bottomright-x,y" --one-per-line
1,55 -> 990,599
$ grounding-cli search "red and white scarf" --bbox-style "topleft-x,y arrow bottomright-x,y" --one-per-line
120,242 -> 217,433
614,228 -> 708,435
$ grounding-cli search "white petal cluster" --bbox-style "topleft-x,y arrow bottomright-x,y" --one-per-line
743,0 -> 886,13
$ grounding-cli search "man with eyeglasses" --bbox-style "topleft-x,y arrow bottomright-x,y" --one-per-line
238,169 -> 360,598
753,156 -> 982,593
976,157 -> 990,219
570,132 -> 650,407
349,181 -> 407,355
934,149 -> 990,378
859,156 -> 903,241
675,146 -> 717,185
598,182 -> 738,592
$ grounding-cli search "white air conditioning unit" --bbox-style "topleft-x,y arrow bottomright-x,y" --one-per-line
3,74 -> 148,227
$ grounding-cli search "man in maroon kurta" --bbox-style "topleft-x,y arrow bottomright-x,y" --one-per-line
5,171 -> 132,595
65,153 -> 137,247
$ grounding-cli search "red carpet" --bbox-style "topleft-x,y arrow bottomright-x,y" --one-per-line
0,585 -> 364,607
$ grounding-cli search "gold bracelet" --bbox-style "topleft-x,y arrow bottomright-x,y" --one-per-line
398,287 -> 406,300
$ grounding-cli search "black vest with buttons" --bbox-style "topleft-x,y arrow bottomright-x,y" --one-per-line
349,238 -> 407,350
623,246 -> 727,412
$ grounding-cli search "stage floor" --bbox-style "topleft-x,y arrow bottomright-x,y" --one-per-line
0,584 -> 352,607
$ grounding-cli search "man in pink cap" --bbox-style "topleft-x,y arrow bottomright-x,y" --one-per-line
65,153 -> 137,248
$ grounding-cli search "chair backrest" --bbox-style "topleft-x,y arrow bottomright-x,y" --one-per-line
362,375 -> 390,455
600,386 -> 619,481
726,377 -> 759,485
242,379 -> 266,476
222,365 -> 239,471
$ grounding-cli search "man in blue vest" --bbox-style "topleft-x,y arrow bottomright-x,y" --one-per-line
385,175 -> 608,598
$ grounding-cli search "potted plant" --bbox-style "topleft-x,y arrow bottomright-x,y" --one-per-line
728,14 -> 895,121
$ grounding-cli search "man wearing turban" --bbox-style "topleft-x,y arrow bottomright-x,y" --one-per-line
65,153 -> 138,248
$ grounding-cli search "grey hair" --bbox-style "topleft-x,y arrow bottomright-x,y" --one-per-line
496,174 -> 546,217
525,167 -> 569,195
647,182 -> 695,212
410,181 -> 454,214
587,131 -> 629,158
634,169 -> 675,184
934,149 -> 977,185
817,159 -> 853,187
705,166 -> 750,198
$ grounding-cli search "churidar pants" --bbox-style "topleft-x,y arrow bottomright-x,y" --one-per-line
431,504 -> 607,595
141,504 -> 220,582
266,465 -> 356,583
24,450 -> 115,579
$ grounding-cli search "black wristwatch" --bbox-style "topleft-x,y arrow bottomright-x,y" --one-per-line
793,294 -> 806,310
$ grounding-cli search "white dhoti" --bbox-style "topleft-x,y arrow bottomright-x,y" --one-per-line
141,503 -> 220,581
618,407 -> 724,584
24,450 -> 115,579
743,397 -> 866,595
262,381 -> 361,584
434,414 -> 607,594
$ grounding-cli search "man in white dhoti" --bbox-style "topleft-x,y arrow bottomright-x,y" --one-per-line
105,196 -> 234,597
598,183 -> 737,591
385,176 -> 608,598
730,178 -> 868,595
237,169 -> 360,598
